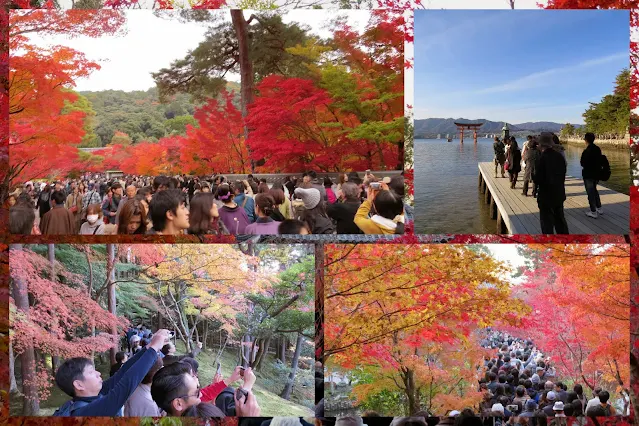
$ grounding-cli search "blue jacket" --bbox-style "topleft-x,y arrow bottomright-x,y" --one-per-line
234,193 -> 256,223
54,347 -> 158,416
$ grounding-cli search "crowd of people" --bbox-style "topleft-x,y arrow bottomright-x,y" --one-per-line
9,170 -> 412,236
53,326 -> 261,418
492,132 -> 608,234
473,330 -> 627,419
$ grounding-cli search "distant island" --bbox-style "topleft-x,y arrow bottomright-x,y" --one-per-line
414,118 -> 584,139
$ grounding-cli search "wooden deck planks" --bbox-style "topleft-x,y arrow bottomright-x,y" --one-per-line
478,162 -> 629,235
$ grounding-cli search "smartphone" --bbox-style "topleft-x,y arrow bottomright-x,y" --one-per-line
507,405 -> 519,413
370,182 -> 382,190
235,387 -> 248,403
365,169 -> 371,176
216,363 -> 222,375
239,366 -> 246,377
168,331 -> 175,338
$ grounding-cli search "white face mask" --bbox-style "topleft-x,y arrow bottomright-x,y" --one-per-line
87,214 -> 99,224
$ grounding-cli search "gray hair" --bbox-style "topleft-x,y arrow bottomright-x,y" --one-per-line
341,182 -> 360,200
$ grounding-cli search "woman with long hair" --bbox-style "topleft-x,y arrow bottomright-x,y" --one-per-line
187,192 -> 229,237
117,199 -> 147,234
507,137 -> 522,189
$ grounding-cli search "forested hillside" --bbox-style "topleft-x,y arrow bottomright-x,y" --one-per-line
76,84 -> 241,147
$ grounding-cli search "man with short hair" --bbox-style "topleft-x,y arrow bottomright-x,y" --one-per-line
585,387 -> 602,413
40,191 -> 75,235
327,182 -> 363,234
581,132 -> 603,218
53,329 -> 170,416
493,137 -> 506,178
148,189 -> 190,235
534,132 -> 568,234
115,185 -> 138,225
151,359 -> 201,416
596,390 -> 616,415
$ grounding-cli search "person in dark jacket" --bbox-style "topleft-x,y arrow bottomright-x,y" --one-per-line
53,329 -> 170,416
581,132 -> 603,218
534,133 -> 568,234
109,352 -> 129,377
507,137 -> 522,189
327,182 -> 363,234
522,140 -> 539,197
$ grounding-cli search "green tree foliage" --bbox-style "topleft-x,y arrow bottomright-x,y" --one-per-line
61,90 -> 100,147
560,123 -> 576,138
152,13 -> 314,103
583,68 -> 629,138
165,114 -> 199,135
81,86 -> 238,146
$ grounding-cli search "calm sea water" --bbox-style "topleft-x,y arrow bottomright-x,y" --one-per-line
414,138 -> 630,234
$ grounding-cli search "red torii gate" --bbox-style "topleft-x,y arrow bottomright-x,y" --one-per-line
454,122 -> 484,143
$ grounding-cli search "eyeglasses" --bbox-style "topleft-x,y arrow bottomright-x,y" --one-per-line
171,385 -> 201,402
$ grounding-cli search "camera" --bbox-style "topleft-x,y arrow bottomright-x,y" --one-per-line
507,405 -> 519,413
238,366 -> 246,377
370,182 -> 382,190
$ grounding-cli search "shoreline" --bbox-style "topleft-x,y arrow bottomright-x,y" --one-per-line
560,137 -> 629,149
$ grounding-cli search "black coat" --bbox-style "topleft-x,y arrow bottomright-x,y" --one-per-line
534,148 -> 566,208
580,143 -> 602,180
327,200 -> 363,234
507,148 -> 522,174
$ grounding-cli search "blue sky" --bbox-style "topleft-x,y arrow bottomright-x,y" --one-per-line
414,10 -> 629,124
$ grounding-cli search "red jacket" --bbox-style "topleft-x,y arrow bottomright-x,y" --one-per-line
200,380 -> 227,403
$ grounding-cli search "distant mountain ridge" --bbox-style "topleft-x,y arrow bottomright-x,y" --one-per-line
414,118 -> 584,138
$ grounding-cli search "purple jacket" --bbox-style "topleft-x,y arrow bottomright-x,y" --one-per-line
219,205 -> 250,234
244,218 -> 281,235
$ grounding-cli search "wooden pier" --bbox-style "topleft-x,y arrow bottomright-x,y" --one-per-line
477,162 -> 629,234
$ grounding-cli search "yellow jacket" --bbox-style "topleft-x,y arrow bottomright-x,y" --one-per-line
354,200 -> 401,235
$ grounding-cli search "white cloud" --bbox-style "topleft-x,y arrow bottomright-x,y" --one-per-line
474,52 -> 628,95
20,9 -> 369,92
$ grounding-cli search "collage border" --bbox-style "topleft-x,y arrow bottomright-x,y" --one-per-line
1,2 -> 638,424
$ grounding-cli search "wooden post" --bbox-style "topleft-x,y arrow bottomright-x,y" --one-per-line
484,187 -> 491,204
478,171 -> 483,189
490,198 -> 498,220
460,129 -> 464,144
496,210 -> 504,234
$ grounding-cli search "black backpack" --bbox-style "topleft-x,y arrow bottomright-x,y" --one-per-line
599,155 -> 611,181
215,386 -> 236,416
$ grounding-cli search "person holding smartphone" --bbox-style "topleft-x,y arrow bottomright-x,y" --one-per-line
200,365 -> 243,403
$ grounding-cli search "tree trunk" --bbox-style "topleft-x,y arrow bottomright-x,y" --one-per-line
203,320 -> 209,351
254,336 -> 271,371
280,333 -> 304,400
402,368 -> 419,415
315,242 -> 324,364
48,244 -> 60,376
231,10 -> 255,173
107,244 -> 118,365
11,244 -> 40,415
279,336 -> 287,363
9,340 -> 18,394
